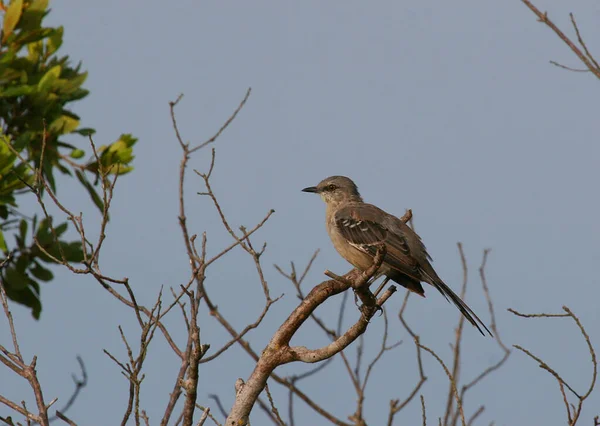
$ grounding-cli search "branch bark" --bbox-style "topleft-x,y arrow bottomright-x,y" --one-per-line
225,247 -> 395,425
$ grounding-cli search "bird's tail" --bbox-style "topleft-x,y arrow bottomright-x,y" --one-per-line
421,268 -> 492,337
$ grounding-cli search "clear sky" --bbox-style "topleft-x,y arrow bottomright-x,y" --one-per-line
2,0 -> 599,424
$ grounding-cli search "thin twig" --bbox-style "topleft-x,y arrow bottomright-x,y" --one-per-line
520,0 -> 600,79
419,343 -> 465,426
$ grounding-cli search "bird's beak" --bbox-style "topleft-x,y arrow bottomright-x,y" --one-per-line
302,186 -> 319,193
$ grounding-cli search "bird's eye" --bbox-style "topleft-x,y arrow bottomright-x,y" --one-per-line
326,184 -> 337,191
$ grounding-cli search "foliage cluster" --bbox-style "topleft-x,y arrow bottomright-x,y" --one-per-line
0,0 -> 137,317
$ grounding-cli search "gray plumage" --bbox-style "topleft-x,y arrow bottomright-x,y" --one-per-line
302,175 -> 491,336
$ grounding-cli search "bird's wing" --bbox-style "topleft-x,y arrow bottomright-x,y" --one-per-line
336,203 -> 492,336
334,204 -> 423,281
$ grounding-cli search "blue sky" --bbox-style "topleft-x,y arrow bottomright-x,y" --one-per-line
2,0 -> 600,424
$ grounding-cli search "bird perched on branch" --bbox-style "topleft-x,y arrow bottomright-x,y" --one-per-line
302,175 -> 491,336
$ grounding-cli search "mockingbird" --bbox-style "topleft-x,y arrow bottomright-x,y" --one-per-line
302,175 -> 491,336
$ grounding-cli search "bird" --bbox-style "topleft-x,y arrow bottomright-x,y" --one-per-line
302,175 -> 491,336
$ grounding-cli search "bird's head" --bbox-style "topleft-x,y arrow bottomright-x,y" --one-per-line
302,176 -> 362,206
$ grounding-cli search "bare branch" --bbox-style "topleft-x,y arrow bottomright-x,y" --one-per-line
190,88 -> 251,153
0,280 -> 50,425
264,383 -> 286,426
509,306 -> 597,425
48,357 -> 88,422
388,292 -> 427,425
521,0 -> 600,78
419,342 -> 465,426
55,411 -> 77,426
450,249 -> 511,426
226,246 -> 396,425
196,407 -> 210,426
421,395 -> 427,426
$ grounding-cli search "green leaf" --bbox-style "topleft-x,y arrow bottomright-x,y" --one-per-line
35,218 -> 53,246
106,141 -> 133,163
44,240 -> 84,263
0,0 -> 138,312
29,0 -> 49,11
15,254 -> 29,272
0,163 -> 33,194
27,39 -> 43,61
45,162 -> 56,193
5,266 -> 28,290
46,26 -> 63,56
0,84 -> 35,97
110,165 -> 133,175
57,70 -> 86,93
62,241 -> 84,262
0,49 -> 16,64
66,87 -> 89,101
37,64 -> 61,92
73,128 -> 95,136
14,27 -> 53,45
53,223 -> 67,238
0,137 -> 17,176
2,278 -> 42,319
70,148 -> 85,159
49,114 -> 79,134
17,0 -> 47,31
0,195 -> 16,206
92,134 -> 138,175
56,141 -> 77,150
30,262 -> 53,281
118,133 -> 138,148
0,230 -> 7,252
56,162 -> 72,175
2,0 -> 23,43
54,222 -> 67,237
34,248 -> 53,263
19,218 -> 27,239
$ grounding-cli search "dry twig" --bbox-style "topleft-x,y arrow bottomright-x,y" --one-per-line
521,0 -> 600,79
509,306 -> 596,425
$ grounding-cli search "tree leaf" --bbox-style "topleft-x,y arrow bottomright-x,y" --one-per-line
28,0 -> 49,11
0,230 -> 7,252
4,266 -> 28,290
54,222 -> 68,237
2,0 -> 24,43
2,278 -> 42,319
37,64 -> 61,92
45,240 -> 84,263
27,38 -> 44,61
49,114 -> 79,134
46,26 -> 63,56
0,137 -> 17,176
30,262 -> 53,281
0,84 -> 35,97
15,253 -> 29,272
73,128 -> 95,136
118,133 -> 138,148
70,148 -> 85,159
35,218 -> 53,246
62,241 -> 84,262
17,0 -> 47,31
13,27 -> 53,45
